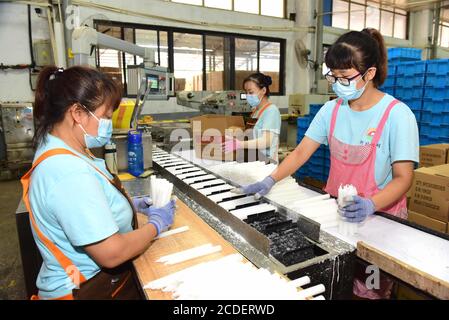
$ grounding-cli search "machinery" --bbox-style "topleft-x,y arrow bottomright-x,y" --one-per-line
72,26 -> 175,129
72,26 -> 176,171
288,93 -> 335,117
177,90 -> 252,116
151,148 -> 355,299
0,102 -> 35,178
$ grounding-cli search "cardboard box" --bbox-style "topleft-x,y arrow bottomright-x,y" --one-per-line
409,164 -> 449,222
408,210 -> 447,233
191,114 -> 253,161
419,144 -> 449,167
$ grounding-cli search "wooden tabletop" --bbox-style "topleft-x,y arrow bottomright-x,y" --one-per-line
132,199 -> 243,300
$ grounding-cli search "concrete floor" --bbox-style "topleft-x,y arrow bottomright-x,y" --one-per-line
0,179 -> 26,300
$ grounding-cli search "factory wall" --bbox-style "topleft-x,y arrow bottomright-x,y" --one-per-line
1,0 -> 449,112
0,3 -> 50,102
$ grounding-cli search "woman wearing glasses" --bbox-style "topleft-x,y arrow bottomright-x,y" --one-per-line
235,28 -> 419,299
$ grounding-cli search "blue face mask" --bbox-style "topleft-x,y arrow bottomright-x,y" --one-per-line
78,106 -> 113,149
332,73 -> 370,102
247,94 -> 262,108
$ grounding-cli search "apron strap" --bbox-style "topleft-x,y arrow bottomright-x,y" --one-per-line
251,102 -> 272,119
21,148 -> 138,291
21,149 -> 90,287
371,99 -> 401,146
328,99 -> 344,142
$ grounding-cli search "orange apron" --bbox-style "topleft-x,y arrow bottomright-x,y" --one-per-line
245,102 -> 272,129
22,148 -> 138,300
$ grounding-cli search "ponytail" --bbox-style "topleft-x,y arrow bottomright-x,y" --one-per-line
362,28 -> 387,87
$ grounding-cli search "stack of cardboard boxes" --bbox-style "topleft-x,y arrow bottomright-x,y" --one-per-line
408,144 -> 449,234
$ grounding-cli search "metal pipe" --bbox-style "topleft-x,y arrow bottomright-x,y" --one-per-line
431,2 -> 441,59
314,0 -> 324,93
61,0 -> 73,66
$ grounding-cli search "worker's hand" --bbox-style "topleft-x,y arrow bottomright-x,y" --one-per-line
132,196 -> 152,211
339,195 -> 376,223
232,176 -> 276,200
222,136 -> 243,153
145,199 -> 176,236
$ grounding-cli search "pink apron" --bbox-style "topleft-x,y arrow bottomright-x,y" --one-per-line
324,98 -> 408,299
324,98 -> 408,218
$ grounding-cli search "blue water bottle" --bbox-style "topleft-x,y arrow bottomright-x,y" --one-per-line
127,130 -> 144,177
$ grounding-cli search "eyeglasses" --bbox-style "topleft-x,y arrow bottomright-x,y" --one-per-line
325,71 -> 366,87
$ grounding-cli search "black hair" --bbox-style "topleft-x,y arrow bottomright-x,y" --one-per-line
325,28 -> 387,88
243,72 -> 272,97
33,65 -> 122,148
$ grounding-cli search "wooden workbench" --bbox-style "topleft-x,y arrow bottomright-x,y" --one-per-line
132,199 -> 243,300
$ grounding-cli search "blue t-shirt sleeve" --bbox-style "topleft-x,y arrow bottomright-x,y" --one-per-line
47,170 -> 119,247
388,103 -> 420,164
259,106 -> 281,135
305,103 -> 332,145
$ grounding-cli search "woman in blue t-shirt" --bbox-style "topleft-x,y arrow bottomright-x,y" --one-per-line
235,28 -> 419,299
23,66 -> 175,299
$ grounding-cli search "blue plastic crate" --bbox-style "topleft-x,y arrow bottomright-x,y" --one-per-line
395,75 -> 426,88
426,59 -> 449,76
383,77 -> 396,87
425,74 -> 449,88
395,60 -> 427,76
420,112 -> 449,126
309,104 -> 323,116
297,116 -> 311,126
401,98 -> 423,112
381,86 -> 395,96
388,48 -> 422,61
424,87 -> 449,100
412,110 -> 422,124
395,86 -> 425,100
387,64 -> 397,77
422,98 -> 449,113
420,123 -> 449,137
420,134 -> 449,145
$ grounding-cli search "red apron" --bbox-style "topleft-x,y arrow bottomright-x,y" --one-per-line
324,98 -> 408,218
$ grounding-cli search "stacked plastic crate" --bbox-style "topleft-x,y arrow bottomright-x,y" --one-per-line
296,104 -> 331,183
380,64 -> 398,96
395,60 -> 427,128
381,48 -> 422,96
420,59 -> 449,145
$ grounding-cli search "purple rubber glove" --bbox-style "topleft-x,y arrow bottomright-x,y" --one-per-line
232,176 -> 276,200
143,200 -> 176,236
222,136 -> 243,153
340,195 -> 376,223
132,196 -> 152,211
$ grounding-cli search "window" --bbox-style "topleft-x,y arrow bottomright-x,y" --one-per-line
95,21 -> 285,96
205,0 -> 232,10
173,33 -> 203,91
259,41 -> 281,93
170,0 -> 285,18
331,0 -> 349,29
234,0 -> 259,15
328,0 -> 408,39
205,36 -> 228,91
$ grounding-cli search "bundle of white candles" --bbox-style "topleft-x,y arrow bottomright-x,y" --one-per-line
145,254 -> 326,300
337,184 -> 359,236
150,175 -> 174,208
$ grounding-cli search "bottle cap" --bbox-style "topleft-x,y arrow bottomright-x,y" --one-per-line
128,130 -> 142,144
